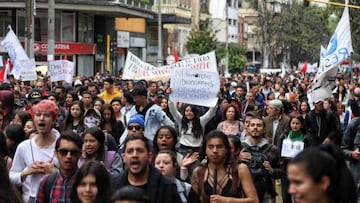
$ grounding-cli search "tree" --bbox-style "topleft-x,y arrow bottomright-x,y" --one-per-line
246,0 -> 332,68
186,18 -> 218,55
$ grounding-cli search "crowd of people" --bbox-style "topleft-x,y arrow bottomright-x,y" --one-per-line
0,71 -> 359,203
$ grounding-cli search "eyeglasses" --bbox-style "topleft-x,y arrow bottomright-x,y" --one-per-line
57,148 -> 81,156
127,125 -> 142,130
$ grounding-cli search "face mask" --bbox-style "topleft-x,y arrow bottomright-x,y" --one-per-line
84,116 -> 100,128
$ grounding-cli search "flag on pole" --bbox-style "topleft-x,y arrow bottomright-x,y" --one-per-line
311,0 -> 352,102
173,49 -> 179,63
0,59 -> 12,83
0,25 -> 29,80
300,61 -> 307,74
320,45 -> 326,63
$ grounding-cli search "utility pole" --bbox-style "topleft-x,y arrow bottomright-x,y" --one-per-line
157,0 -> 163,66
48,0 -> 55,61
225,3 -> 229,76
25,0 -> 34,58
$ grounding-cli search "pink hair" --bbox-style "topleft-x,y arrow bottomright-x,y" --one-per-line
32,100 -> 59,120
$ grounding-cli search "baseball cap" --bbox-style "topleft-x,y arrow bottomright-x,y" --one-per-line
27,88 -> 43,104
128,114 -> 145,128
84,108 -> 101,118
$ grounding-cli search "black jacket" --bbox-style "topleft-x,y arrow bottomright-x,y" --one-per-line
114,165 -> 181,203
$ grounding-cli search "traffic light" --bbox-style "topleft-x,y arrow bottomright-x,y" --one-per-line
110,40 -> 117,53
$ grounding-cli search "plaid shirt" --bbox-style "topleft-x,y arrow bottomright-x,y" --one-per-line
36,171 -> 76,203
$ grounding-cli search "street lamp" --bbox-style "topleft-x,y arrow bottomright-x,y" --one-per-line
157,0 -> 163,66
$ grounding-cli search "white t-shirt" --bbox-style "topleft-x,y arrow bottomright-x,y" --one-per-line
9,132 -> 59,202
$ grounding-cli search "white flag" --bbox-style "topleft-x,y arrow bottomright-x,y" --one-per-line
320,45 -> 326,63
0,25 -> 29,79
311,1 -> 352,103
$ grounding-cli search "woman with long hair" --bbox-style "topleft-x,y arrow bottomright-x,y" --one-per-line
11,111 -> 32,127
100,104 -> 125,145
217,104 -> 242,136
168,100 -> 217,178
61,101 -> 85,134
298,100 -> 310,120
0,131 -> 12,171
4,124 -> 26,158
287,144 -> 357,203
277,113 -> 312,203
65,91 -> 80,111
0,156 -> 23,203
79,127 -> 123,178
191,130 -> 258,203
70,161 -> 112,203
110,97 -> 123,121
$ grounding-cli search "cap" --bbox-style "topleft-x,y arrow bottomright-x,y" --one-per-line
314,98 -> 324,104
128,114 -> 145,128
231,81 -> 238,87
74,80 -> 83,87
268,99 -> 283,110
27,88 -> 43,104
84,108 -> 101,118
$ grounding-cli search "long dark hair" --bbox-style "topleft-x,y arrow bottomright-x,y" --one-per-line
5,124 -> 26,158
153,125 -> 178,154
61,101 -> 85,133
0,155 -> 23,203
70,161 -> 111,203
0,131 -> 11,159
199,130 -> 231,167
181,104 -> 203,138
83,127 -> 106,161
289,144 -> 357,203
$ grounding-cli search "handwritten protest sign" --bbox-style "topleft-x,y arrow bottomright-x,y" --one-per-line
19,59 -> 37,81
170,68 -> 220,107
123,51 -> 218,81
48,60 -> 74,83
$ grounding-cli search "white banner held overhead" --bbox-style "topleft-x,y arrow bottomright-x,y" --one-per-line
0,25 -> 29,80
170,68 -> 220,107
311,1 -> 353,102
19,59 -> 37,81
48,60 -> 74,83
122,51 -> 218,81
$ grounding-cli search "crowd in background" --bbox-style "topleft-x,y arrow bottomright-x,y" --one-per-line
0,70 -> 359,203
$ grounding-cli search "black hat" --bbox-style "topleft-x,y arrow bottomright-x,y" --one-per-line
27,88 -> 43,104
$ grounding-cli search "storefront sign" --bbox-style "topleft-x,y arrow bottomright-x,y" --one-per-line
33,42 -> 96,54
117,31 -> 130,48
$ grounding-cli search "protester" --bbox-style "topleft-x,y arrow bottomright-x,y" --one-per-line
0,156 -> 23,203
61,101 -> 85,134
100,104 -> 125,145
10,100 -> 60,202
36,131 -> 83,202
93,98 -> 104,111
217,104 -> 242,135
132,84 -> 174,143
287,144 -> 357,203
114,135 -> 181,203
111,186 -> 151,203
79,127 -> 123,179
70,161 -> 112,203
192,130 -> 258,203
99,78 -> 122,104
0,130 -> 12,171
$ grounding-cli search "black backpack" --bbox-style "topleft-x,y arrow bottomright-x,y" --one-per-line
242,143 -> 276,201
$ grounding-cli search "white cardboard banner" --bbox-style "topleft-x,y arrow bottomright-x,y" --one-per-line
48,60 -> 74,83
123,51 -> 218,81
19,59 -> 37,81
170,68 -> 220,107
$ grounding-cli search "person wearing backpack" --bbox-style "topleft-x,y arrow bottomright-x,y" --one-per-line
79,127 -> 123,181
36,131 -> 83,203
240,114 -> 281,202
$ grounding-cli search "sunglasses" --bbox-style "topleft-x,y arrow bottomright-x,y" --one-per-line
57,148 -> 81,156
127,125 -> 142,130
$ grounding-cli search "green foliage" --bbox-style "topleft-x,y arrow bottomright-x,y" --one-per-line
246,0 -> 332,67
217,43 -> 247,73
186,18 -> 218,55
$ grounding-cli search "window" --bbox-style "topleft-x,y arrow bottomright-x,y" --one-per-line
0,11 -> 12,37
78,14 -> 94,43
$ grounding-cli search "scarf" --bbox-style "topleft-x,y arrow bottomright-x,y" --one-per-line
288,130 -> 304,141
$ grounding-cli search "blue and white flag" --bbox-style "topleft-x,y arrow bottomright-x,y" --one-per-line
320,45 -> 326,63
0,25 -> 29,79
311,0 -> 352,103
